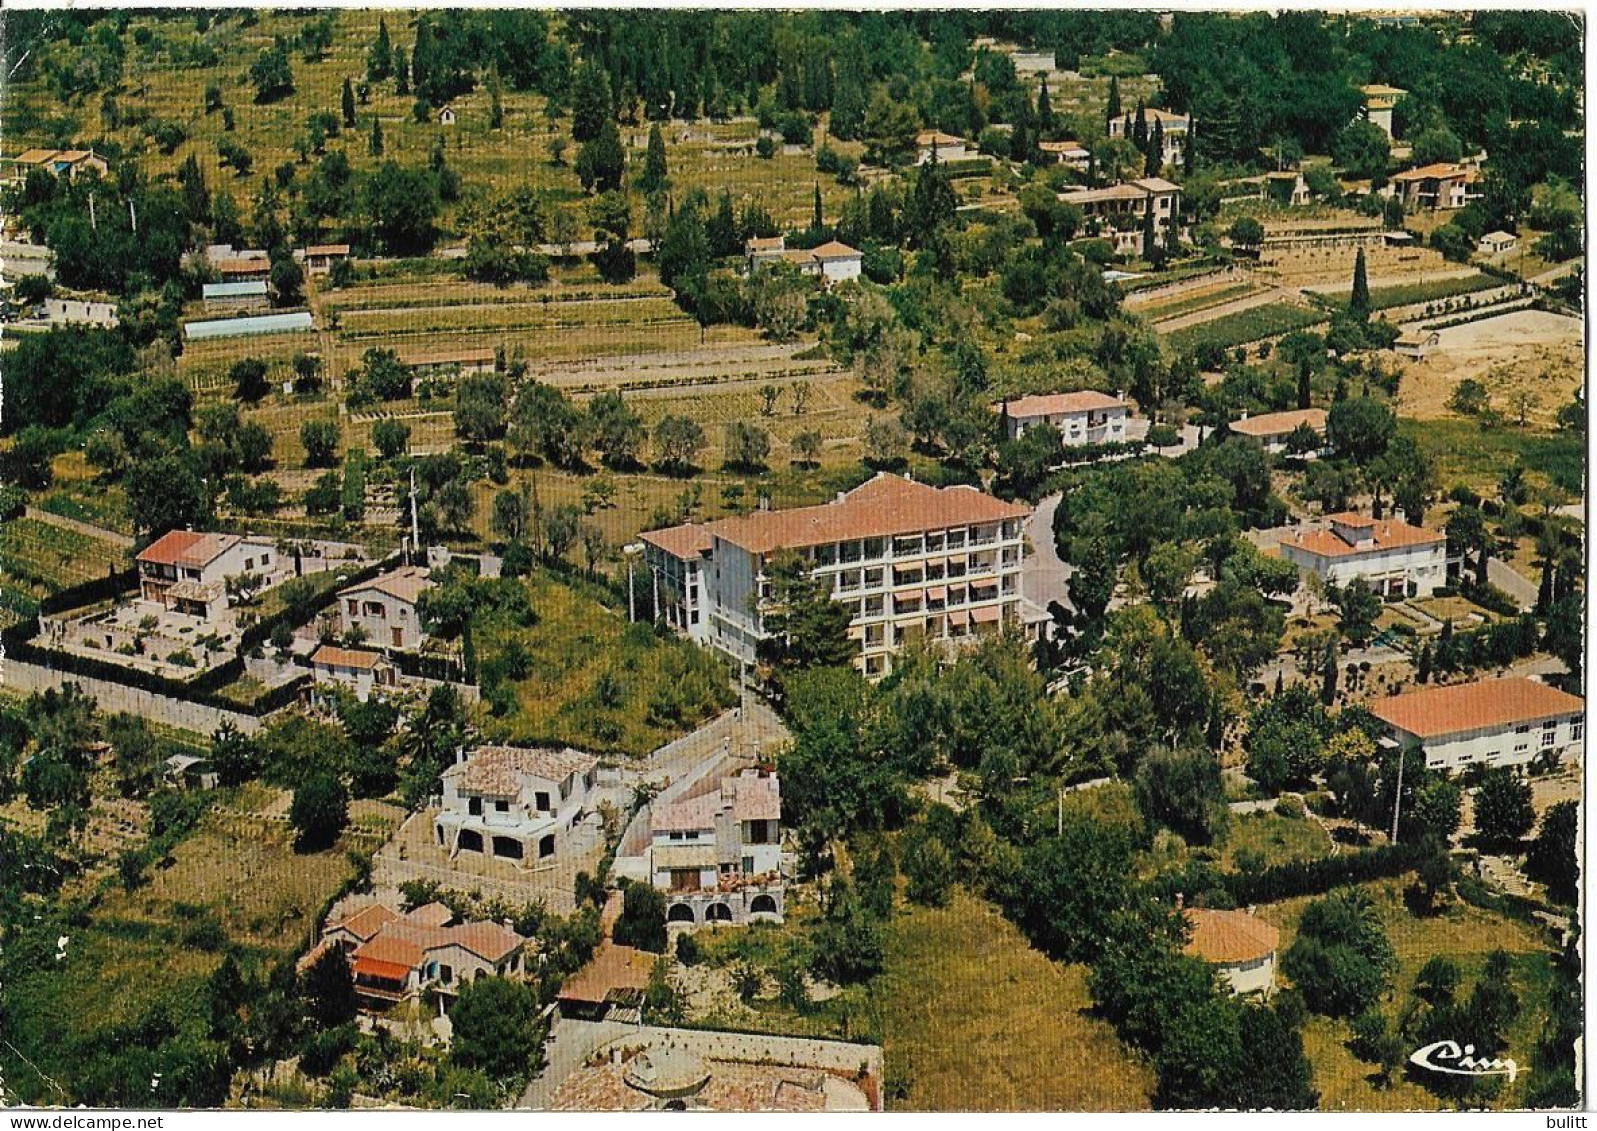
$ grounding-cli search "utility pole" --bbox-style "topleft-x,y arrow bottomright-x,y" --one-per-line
1390,749 -> 1406,845
128,198 -> 137,234
88,192 -> 97,231
409,467 -> 420,565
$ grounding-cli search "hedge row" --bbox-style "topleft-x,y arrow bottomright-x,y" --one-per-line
1222,841 -> 1429,905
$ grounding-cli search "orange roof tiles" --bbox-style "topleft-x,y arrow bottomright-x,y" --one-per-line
1228,408 -> 1326,438
640,522 -> 716,561
685,473 -> 1027,555
1005,390 -> 1125,418
1370,677 -> 1584,740
916,130 -> 966,147
330,902 -> 402,941
311,645 -> 386,671
340,565 -> 432,605
304,244 -> 351,256
809,240 -> 862,260
558,943 -> 657,1004
449,745 -> 597,795
137,529 -> 245,569
1393,162 -> 1471,182
1280,515 -> 1444,559
1184,907 -> 1279,964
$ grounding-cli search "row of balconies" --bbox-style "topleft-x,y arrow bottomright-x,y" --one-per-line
809,527 -> 1021,569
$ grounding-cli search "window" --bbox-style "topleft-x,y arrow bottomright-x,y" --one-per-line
347,599 -> 359,616
1541,730 -> 1556,748
261,553 -> 270,566
494,800 -> 509,813
440,964 -> 454,985
535,791 -> 551,811
1573,720 -> 1584,741
244,558 -> 254,571
742,855 -> 755,874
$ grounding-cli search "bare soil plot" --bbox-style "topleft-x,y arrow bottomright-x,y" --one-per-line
1395,309 -> 1583,429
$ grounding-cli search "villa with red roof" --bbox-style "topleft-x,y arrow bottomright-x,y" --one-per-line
744,234 -> 863,286
1229,408 -> 1329,456
1392,161 -> 1481,211
433,744 -> 600,866
309,644 -> 395,702
1370,676 -> 1584,773
1183,906 -> 1280,997
135,529 -> 279,619
641,473 -> 1031,678
650,768 -> 784,928
308,900 -> 528,1014
1278,511 -> 1447,598
999,390 -> 1132,446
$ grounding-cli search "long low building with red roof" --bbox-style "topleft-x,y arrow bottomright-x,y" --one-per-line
640,472 -> 1031,678
1278,511 -> 1447,598
999,389 -> 1132,447
1370,676 -> 1584,772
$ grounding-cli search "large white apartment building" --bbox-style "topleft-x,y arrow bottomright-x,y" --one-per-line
1000,390 -> 1132,446
641,473 -> 1031,678
1371,676 -> 1584,772
1278,512 -> 1447,599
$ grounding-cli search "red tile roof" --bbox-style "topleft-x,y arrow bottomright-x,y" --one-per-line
1005,390 -> 1125,418
640,522 -> 716,561
1370,677 -> 1584,740
311,645 -> 386,671
447,745 -> 597,796
809,240 -> 862,260
557,943 -> 656,1004
136,530 -> 246,569
1393,162 -> 1471,182
1280,514 -> 1444,559
1184,907 -> 1279,964
330,902 -> 402,942
1229,408 -> 1326,438
340,565 -> 432,605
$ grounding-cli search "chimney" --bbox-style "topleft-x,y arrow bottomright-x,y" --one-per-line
1174,892 -> 1184,909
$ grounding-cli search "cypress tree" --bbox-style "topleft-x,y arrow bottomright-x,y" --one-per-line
1537,558 -> 1554,614
368,18 -> 392,82
1184,120 -> 1198,170
1132,100 -> 1149,151
1321,641 -> 1339,706
1105,75 -> 1122,124
1037,76 -> 1055,133
341,78 -> 356,128
1206,695 -> 1224,750
395,46 -> 410,96
1416,641 -> 1432,683
1141,193 -> 1157,259
489,67 -> 503,130
1147,119 -> 1164,175
1274,670 -> 1285,697
1297,358 -> 1312,410
641,122 -> 668,192
1350,248 -> 1371,319
369,115 -> 384,156
812,183 -> 823,232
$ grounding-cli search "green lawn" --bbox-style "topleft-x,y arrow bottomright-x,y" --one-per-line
1220,809 -> 1333,871
1401,418 -> 1584,495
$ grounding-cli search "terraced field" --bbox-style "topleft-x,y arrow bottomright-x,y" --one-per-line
0,516 -> 131,591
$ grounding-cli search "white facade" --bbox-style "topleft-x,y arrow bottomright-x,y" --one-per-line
915,130 -> 972,165
1002,392 -> 1131,446
434,745 -> 599,866
1278,514 -> 1447,598
1107,110 -> 1189,168
136,530 -> 280,620
1396,715 -> 1584,772
339,567 -> 431,651
1216,952 -> 1277,996
643,475 -> 1030,679
652,770 -> 784,928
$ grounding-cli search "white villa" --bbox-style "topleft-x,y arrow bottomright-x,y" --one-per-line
1371,676 -> 1584,772
744,235 -> 862,286
434,745 -> 599,866
652,768 -> 785,927
1060,177 -> 1182,255
136,529 -> 279,620
309,644 -> 396,702
1000,390 -> 1132,446
641,473 -> 1031,679
1229,408 -> 1329,455
1107,107 -> 1189,168
1278,512 -> 1447,599
339,566 -> 433,651
1183,906 -> 1279,997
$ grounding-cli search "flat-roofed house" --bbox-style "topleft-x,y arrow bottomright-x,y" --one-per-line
434,745 -> 599,865
1278,512 -> 1447,598
744,235 -> 789,271
312,901 -> 528,1014
338,566 -> 433,650
651,768 -> 784,928
1228,408 -> 1328,456
642,473 -> 1030,678
1370,676 -> 1584,772
136,530 -> 279,619
1263,170 -> 1311,207
1183,907 -> 1279,996
1392,162 -> 1480,211
1479,230 -> 1518,255
310,644 -> 396,702
915,130 -> 971,165
202,280 -> 270,313
1000,390 -> 1132,446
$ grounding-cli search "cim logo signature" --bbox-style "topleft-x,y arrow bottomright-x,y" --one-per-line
1409,1039 -> 1524,1083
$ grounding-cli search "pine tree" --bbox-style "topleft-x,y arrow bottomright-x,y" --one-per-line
1297,358 -> 1312,410
1350,248 -> 1371,319
641,123 -> 668,192
367,18 -> 392,82
1147,119 -> 1164,175
395,46 -> 410,96
1105,75 -> 1122,125
341,78 -> 356,129
831,43 -> 867,141
369,115 -> 384,156
1037,76 -> 1055,133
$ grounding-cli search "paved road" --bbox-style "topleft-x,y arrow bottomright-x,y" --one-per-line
1487,556 -> 1539,611
1023,493 -> 1073,613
